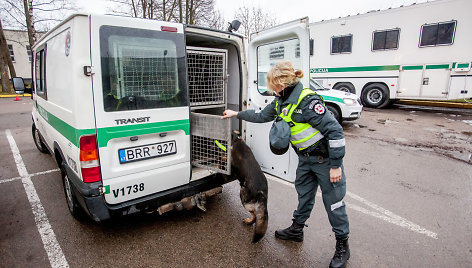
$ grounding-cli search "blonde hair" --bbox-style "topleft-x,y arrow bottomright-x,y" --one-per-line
267,61 -> 304,91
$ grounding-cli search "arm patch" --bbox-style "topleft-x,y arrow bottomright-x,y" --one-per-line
309,100 -> 326,115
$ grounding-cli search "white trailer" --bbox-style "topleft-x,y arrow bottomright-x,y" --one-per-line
309,0 -> 472,108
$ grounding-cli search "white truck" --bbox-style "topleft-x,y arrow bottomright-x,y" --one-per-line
309,0 -> 472,108
13,13 -> 360,221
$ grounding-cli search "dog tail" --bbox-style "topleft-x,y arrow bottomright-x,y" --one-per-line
252,202 -> 268,243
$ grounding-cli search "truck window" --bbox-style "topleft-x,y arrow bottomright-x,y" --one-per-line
419,21 -> 456,47
331,35 -> 352,54
257,38 -> 301,96
35,49 -> 47,100
372,29 -> 400,51
100,26 -> 188,112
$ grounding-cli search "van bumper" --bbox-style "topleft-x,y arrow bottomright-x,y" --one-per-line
65,165 -> 233,222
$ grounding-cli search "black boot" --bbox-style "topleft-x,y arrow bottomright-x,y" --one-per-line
274,220 -> 304,242
329,237 -> 350,268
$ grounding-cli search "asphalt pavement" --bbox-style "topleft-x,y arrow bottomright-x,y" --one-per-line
1,97 -> 471,267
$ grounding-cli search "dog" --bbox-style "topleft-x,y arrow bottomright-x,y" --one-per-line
230,137 -> 268,243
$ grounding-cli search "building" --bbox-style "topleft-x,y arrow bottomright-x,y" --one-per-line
4,29 -> 40,84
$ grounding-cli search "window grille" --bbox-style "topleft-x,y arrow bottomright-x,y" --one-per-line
187,47 -> 227,106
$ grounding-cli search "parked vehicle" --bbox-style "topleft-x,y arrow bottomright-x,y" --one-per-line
16,14 -> 249,221
13,13 -> 365,218
309,0 -> 472,108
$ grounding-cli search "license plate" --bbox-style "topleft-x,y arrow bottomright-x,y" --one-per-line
118,140 -> 177,164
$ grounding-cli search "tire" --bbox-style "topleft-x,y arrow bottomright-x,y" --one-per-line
333,82 -> 356,94
61,161 -> 85,220
326,104 -> 342,124
361,83 -> 390,108
32,123 -> 49,154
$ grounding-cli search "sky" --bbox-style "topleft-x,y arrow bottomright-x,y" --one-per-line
77,0 -> 431,25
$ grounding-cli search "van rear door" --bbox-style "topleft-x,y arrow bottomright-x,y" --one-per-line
89,15 -> 191,204
247,18 -> 310,182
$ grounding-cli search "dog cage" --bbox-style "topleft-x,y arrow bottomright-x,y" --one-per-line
187,47 -> 231,175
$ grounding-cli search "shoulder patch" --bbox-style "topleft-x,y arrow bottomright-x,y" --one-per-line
309,100 -> 326,115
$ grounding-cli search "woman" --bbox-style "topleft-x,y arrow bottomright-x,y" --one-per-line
222,61 -> 350,268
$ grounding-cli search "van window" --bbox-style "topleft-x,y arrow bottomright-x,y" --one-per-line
372,29 -> 399,51
100,26 -> 188,112
256,38 -> 301,96
331,35 -> 352,54
35,50 -> 47,99
419,21 -> 456,47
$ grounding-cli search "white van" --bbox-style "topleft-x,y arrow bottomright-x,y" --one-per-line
16,14 -> 358,221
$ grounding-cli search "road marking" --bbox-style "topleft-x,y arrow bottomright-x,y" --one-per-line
346,191 -> 438,239
5,129 -> 69,268
0,169 -> 60,184
266,174 -> 438,239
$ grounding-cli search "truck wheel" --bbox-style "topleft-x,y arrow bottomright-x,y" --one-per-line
61,161 -> 84,220
333,82 -> 355,94
327,104 -> 342,124
32,123 -> 49,154
361,83 -> 390,108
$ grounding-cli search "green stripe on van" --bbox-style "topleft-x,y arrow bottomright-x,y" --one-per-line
96,119 -> 190,148
36,103 -> 96,146
36,104 -> 190,148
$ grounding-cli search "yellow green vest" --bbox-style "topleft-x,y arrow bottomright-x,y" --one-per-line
275,88 -> 325,151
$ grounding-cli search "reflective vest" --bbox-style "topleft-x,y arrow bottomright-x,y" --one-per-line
275,88 -> 325,151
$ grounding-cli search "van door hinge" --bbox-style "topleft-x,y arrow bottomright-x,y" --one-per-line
83,66 -> 94,76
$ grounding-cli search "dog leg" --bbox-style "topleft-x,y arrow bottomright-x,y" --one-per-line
243,210 -> 256,225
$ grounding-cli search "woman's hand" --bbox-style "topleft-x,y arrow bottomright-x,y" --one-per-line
330,167 -> 342,183
221,110 -> 238,119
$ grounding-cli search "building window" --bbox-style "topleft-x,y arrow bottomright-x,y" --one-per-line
295,43 -> 300,58
372,29 -> 400,51
7,44 -> 15,62
420,21 -> 456,47
27,45 -> 32,62
331,35 -> 352,54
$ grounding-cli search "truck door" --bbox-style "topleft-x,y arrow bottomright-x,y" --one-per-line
90,15 -> 191,205
247,18 -> 310,182
421,63 -> 452,98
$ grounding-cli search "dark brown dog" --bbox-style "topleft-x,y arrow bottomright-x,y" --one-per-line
230,137 -> 268,243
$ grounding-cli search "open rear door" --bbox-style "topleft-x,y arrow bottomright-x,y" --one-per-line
246,18 -> 310,182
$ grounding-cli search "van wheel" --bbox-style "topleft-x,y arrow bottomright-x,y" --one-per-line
333,82 -> 356,94
327,104 -> 342,124
361,83 -> 390,108
32,124 -> 49,154
61,162 -> 84,220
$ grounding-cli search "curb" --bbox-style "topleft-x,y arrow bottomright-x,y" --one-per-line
397,99 -> 472,109
0,94 -> 32,98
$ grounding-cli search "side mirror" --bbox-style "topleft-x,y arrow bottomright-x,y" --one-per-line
227,20 -> 241,32
12,77 -> 25,94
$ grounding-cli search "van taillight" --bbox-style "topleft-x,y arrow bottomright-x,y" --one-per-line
161,26 -> 177,32
79,135 -> 101,183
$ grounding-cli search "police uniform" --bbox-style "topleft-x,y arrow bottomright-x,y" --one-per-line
237,81 -> 350,239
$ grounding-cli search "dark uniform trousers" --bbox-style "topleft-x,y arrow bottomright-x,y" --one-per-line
293,154 -> 349,239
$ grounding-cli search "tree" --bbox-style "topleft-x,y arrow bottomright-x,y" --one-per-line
109,0 -> 224,29
1,0 -> 77,47
0,19 -> 14,93
0,18 -> 16,78
234,6 -> 277,38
